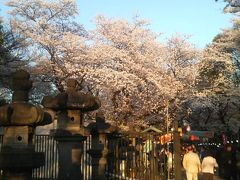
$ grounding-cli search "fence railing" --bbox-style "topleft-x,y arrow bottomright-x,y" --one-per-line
33,135 -> 93,180
32,135 -> 59,179
0,133 -> 170,180
106,134 -> 172,180
82,135 -> 92,180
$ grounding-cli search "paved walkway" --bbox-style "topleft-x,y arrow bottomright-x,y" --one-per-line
180,175 -> 224,180
180,170 -> 224,180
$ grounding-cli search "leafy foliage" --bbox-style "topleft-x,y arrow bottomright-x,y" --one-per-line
0,18 -> 26,99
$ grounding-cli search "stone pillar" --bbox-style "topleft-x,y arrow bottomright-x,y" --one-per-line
106,131 -> 121,177
52,108 -> 87,180
0,70 -> 52,180
87,134 -> 108,180
52,110 -> 86,180
42,79 -> 101,180
87,112 -> 115,180
51,129 -> 86,180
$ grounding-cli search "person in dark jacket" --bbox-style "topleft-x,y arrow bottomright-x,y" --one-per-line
221,145 -> 237,180
236,147 -> 240,180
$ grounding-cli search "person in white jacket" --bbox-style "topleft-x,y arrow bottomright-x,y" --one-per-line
183,146 -> 201,180
201,150 -> 218,180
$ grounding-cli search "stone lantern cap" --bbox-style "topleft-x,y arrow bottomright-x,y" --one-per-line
86,111 -> 116,134
0,70 -> 52,126
42,79 -> 101,112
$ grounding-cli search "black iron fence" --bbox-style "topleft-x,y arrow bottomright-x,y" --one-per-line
0,133 -> 172,180
82,135 -> 92,180
32,135 -> 58,179
32,134 -> 92,180
106,133 -> 173,180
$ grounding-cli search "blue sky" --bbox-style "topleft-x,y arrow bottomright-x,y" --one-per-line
0,0 -> 234,49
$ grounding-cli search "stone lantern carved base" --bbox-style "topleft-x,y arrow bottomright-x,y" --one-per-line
0,147 -> 44,167
0,147 -> 45,180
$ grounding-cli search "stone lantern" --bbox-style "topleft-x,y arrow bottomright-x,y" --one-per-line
0,70 -> 52,180
42,79 -> 101,180
86,111 -> 116,180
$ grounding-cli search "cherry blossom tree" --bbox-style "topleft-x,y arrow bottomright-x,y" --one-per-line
82,17 -> 200,130
220,0 -> 240,14
188,19 -> 240,134
6,0 -> 87,91
5,0 -> 201,130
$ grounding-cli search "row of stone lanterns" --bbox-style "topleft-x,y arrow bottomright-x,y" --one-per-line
0,70 -> 118,180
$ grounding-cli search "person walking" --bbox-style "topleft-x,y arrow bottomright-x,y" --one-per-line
183,146 -> 201,180
201,150 -> 218,180
221,145 -> 237,180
